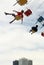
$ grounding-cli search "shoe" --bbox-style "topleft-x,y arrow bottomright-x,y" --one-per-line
9,22 -> 12,24
4,12 -> 8,15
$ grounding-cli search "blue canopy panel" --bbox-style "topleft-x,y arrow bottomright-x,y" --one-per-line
37,16 -> 44,22
35,16 -> 44,24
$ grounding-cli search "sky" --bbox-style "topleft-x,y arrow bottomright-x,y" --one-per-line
0,0 -> 44,65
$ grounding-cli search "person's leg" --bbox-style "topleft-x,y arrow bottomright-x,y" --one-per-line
9,18 -> 15,24
4,12 -> 15,17
4,12 -> 12,15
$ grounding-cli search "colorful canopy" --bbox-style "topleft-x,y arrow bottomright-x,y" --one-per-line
13,0 -> 27,6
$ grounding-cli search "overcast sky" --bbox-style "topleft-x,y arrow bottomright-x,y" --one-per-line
0,0 -> 44,65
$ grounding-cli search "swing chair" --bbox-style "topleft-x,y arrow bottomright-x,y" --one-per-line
35,16 -> 44,24
24,9 -> 32,16
13,0 -> 28,6
15,15 -> 22,20
41,32 -> 44,37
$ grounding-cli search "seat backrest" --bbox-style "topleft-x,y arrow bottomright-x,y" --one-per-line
24,9 -> 32,16
37,16 -> 44,22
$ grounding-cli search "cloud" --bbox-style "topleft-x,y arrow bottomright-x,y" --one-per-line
0,0 -> 44,65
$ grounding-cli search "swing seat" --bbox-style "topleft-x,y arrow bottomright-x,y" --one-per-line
41,32 -> 44,37
18,0 -> 27,6
15,15 -> 21,20
37,16 -> 44,22
32,30 -> 36,33
24,9 -> 32,16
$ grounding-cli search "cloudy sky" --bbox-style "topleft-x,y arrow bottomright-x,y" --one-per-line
0,0 -> 44,65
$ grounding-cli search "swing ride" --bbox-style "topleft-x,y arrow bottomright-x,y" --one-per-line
4,0 -> 44,36
4,9 -> 32,24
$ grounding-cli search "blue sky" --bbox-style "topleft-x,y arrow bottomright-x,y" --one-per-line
0,0 -> 44,65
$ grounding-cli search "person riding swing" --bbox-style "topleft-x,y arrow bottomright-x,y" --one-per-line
4,10 -> 24,24
29,25 -> 38,34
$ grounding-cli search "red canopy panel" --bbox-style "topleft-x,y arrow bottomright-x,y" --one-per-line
24,9 -> 32,16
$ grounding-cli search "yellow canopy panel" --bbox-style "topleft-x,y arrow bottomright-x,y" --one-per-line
18,0 -> 27,5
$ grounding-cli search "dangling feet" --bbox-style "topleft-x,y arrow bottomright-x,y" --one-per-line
9,18 -> 15,24
9,21 -> 13,24
4,12 -> 8,15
